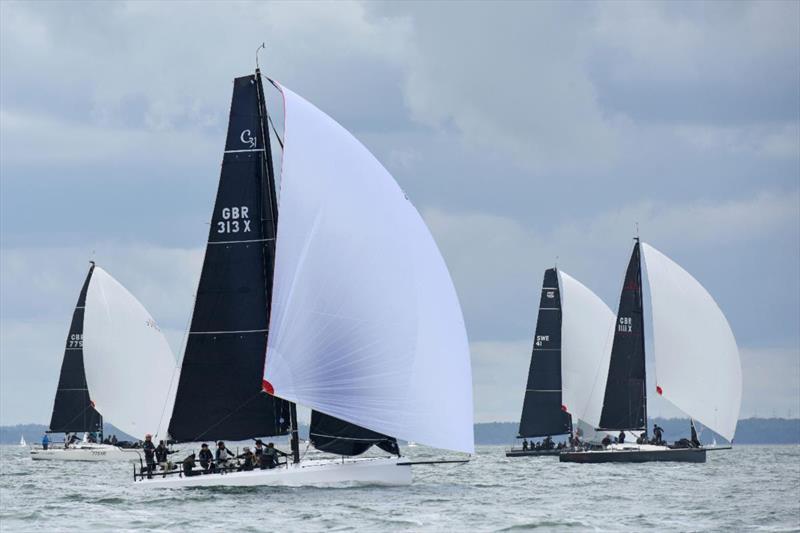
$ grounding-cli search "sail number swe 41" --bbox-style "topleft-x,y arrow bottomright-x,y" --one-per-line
216,206 -> 251,234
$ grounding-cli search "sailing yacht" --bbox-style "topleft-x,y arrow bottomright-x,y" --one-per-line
561,239 -> 742,463
30,263 -> 177,462
19,435 -> 26,447
507,268 -> 616,457
136,65 -> 473,487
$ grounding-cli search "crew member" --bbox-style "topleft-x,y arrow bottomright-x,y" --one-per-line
522,439 -> 529,451
260,442 -> 288,469
237,447 -> 255,471
601,435 -> 612,447
142,434 -> 156,477
653,424 -> 664,445
155,440 -> 176,471
253,439 -> 265,465
198,443 -> 214,472
618,431 -> 626,444
182,453 -> 198,477
216,441 -> 234,470
42,434 -> 49,451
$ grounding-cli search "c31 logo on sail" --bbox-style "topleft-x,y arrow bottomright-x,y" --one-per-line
217,206 -> 251,234
240,129 -> 256,148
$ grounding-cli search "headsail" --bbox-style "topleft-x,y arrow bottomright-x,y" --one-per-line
82,266 -> 178,441
264,83 -> 474,454
168,74 -> 292,442
518,268 -> 571,438
641,243 -> 742,442
599,240 -> 647,432
48,264 -> 103,434
557,270 -> 616,432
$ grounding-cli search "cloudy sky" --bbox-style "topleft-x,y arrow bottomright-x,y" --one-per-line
1,1 -> 798,427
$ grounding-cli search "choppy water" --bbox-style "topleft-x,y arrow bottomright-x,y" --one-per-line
1,444 -> 798,531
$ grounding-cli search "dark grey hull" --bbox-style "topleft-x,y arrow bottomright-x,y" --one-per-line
505,449 -> 561,458
559,447 -> 707,464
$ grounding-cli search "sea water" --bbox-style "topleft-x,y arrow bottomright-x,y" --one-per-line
1,444 -> 798,531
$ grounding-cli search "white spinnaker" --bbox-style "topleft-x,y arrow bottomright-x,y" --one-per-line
264,83 -> 474,454
557,271 -> 616,431
83,267 -> 179,441
641,243 -> 742,442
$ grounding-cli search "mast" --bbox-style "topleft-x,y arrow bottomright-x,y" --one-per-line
254,66 -> 300,464
517,268 -> 572,439
598,238 -> 647,433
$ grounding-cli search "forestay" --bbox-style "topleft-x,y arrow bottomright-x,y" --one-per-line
557,271 -> 615,431
264,83 -> 474,454
83,267 -> 178,440
641,243 -> 742,442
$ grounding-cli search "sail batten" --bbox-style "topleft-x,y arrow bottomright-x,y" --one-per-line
264,83 -> 474,454
518,268 -> 571,438
641,243 -> 742,442
48,264 -> 103,434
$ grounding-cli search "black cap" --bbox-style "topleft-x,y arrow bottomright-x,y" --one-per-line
201,443 -> 208,448
255,439 -> 264,445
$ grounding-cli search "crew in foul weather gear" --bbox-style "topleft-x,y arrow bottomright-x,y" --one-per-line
155,440 -> 176,470
653,424 -> 664,445
237,447 -> 255,471
260,442 -> 288,469
42,434 -> 49,450
182,453 -> 198,477
216,441 -> 234,469
253,439 -> 265,464
198,443 -> 213,472
142,434 -> 156,476
601,435 -> 612,447
618,431 -> 626,444
522,439 -> 529,451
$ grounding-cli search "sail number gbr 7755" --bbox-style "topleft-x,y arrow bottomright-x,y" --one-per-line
216,206 -> 251,234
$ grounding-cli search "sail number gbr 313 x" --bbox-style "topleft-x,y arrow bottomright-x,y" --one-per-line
216,206 -> 252,234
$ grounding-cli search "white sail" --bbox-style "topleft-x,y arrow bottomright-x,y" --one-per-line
83,266 -> 178,441
557,271 -> 616,431
641,243 -> 742,442
264,83 -> 474,454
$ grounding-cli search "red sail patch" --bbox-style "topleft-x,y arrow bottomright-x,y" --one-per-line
656,385 -> 663,395
262,379 -> 275,395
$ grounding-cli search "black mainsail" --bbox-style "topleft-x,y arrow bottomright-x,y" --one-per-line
168,74 -> 291,443
598,239 -> 647,432
49,263 -> 103,434
517,268 -> 571,438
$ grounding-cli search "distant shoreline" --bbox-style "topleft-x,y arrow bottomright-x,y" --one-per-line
2,417 -> 798,446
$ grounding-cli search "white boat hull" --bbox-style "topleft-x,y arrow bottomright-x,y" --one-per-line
30,444 -> 141,462
137,456 -> 412,488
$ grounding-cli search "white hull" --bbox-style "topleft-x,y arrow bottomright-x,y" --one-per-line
30,444 -> 141,462
137,456 -> 411,488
